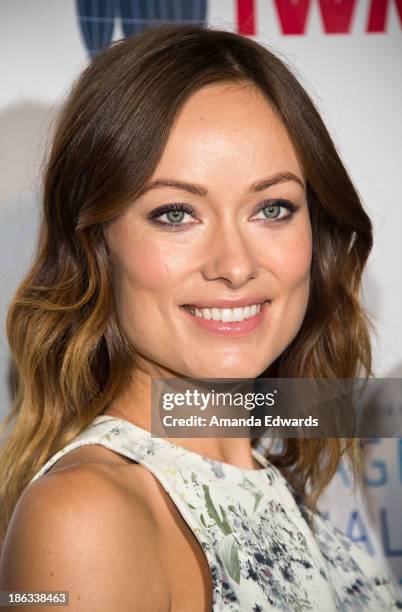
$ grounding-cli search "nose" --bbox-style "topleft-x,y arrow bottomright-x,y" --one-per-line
201,219 -> 259,288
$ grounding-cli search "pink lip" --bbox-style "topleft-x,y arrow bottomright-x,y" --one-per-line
182,296 -> 270,309
180,302 -> 270,336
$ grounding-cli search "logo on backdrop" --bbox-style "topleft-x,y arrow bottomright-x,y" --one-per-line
76,0 -> 207,57
76,0 -> 401,56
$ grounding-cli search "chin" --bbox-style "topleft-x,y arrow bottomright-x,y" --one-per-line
186,363 -> 269,380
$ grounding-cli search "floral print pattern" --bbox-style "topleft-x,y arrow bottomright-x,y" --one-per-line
30,415 -> 402,611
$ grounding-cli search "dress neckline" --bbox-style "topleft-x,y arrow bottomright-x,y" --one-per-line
93,414 -> 271,474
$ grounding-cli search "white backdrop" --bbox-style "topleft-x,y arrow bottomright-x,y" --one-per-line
1,0 -> 401,586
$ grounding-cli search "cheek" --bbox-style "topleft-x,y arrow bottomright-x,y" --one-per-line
266,223 -> 313,288
116,238 -> 189,293
266,224 -> 312,357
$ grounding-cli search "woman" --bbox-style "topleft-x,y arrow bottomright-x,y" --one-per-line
0,24 -> 400,611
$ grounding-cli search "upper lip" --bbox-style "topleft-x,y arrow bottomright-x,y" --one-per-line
181,297 -> 271,309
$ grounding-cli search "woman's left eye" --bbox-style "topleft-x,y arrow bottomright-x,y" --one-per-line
254,199 -> 298,222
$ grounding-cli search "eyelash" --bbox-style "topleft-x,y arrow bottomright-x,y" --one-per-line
147,200 -> 298,230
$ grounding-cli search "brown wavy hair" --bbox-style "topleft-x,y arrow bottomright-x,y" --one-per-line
0,24 -> 374,545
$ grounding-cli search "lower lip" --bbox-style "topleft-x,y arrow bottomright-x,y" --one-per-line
179,302 -> 270,336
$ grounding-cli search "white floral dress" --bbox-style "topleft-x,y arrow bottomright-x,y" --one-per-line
29,415 -> 402,611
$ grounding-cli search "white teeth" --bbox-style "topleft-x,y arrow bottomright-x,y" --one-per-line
186,303 -> 263,322
202,308 -> 212,320
211,308 -> 221,321
221,309 -> 232,322
233,308 -> 244,321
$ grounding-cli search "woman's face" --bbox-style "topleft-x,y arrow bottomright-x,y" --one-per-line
105,82 -> 312,378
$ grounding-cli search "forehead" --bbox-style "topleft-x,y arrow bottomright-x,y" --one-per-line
152,81 -> 303,183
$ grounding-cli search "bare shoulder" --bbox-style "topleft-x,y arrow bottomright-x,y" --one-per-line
0,455 -> 170,611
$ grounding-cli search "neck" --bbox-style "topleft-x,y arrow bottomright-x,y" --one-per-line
103,360 -> 261,470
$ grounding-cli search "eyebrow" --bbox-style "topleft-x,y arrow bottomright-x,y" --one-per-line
143,171 -> 305,197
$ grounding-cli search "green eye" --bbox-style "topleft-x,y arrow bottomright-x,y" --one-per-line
147,203 -> 195,228
166,210 -> 186,223
262,204 -> 281,219
255,199 -> 298,223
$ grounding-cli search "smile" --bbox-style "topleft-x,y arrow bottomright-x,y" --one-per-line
182,302 -> 266,322
180,300 -> 270,336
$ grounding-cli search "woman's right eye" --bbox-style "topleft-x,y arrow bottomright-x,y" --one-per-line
147,203 -> 196,229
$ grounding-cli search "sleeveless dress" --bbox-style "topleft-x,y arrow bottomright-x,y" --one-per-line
29,415 -> 402,611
